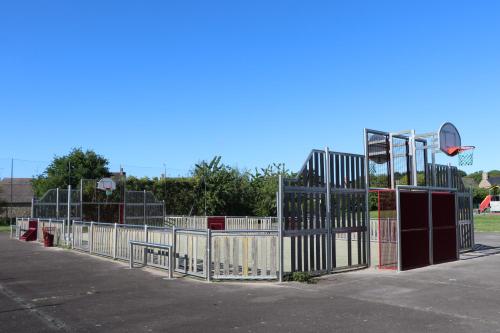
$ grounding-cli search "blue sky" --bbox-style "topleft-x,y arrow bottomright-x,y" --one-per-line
1,1 -> 499,178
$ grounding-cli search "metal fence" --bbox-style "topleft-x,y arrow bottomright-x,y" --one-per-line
33,188 -> 165,226
165,216 -> 278,230
70,221 -> 279,281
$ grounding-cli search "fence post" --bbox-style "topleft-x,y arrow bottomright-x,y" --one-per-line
67,184 -> 71,245
143,190 -> 147,225
89,222 -> 94,254
71,220 -> 75,249
325,147 -> 332,272
56,187 -> 60,219
144,224 -> 148,243
172,226 -> 177,272
207,228 -> 212,282
113,223 -> 118,259
470,188 -> 475,248
278,175 -> 284,282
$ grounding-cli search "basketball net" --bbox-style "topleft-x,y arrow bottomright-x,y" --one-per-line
446,146 -> 475,166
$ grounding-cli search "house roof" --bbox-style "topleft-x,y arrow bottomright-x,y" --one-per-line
489,176 -> 500,186
462,177 -> 478,189
0,178 -> 34,203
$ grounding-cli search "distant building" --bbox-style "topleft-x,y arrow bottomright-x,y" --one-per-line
0,178 -> 34,218
478,172 -> 500,189
461,177 -> 478,189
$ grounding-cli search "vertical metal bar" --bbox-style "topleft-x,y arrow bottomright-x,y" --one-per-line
30,198 -> 34,218
410,130 -> 418,186
129,243 -> 133,268
470,188 -> 475,248
144,224 -> 148,243
455,192 -> 460,260
89,221 -> 94,254
67,185 -> 71,245
207,228 -> 212,282
71,219 -> 75,249
123,187 -> 127,224
325,147 -> 332,272
428,190 -> 433,265
56,188 -> 60,219
113,223 -> 118,259
396,187 -> 401,271
172,226 -> 176,272
143,189 -> 147,225
389,134 -> 395,189
278,175 -> 284,282
169,245 -> 173,279
431,150 -> 437,186
80,178 -> 83,220
363,130 -> 371,267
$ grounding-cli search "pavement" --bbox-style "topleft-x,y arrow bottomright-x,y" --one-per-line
1,232 -> 500,333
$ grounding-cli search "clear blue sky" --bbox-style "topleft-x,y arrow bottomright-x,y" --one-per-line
1,1 -> 499,178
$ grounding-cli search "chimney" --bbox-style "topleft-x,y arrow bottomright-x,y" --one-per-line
482,171 -> 488,181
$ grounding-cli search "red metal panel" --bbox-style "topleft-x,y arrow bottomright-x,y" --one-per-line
207,216 -> 225,230
432,193 -> 457,264
400,191 -> 429,271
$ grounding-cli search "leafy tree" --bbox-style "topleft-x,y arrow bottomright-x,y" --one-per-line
32,148 -> 110,197
248,163 -> 291,216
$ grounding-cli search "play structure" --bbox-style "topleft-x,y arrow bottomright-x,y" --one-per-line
277,122 -> 475,275
479,195 -> 500,213
13,122 -> 475,281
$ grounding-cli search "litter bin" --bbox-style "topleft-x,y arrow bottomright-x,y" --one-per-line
42,227 -> 55,247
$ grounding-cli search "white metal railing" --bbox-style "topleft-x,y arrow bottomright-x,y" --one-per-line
165,216 -> 278,231
211,230 -> 279,280
225,217 -> 278,230
129,241 -> 173,278
70,220 -> 279,281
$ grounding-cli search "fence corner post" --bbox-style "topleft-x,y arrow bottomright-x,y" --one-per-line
171,225 -> 176,277
89,221 -> 94,254
113,223 -> 118,259
278,174 -> 284,283
207,228 -> 212,282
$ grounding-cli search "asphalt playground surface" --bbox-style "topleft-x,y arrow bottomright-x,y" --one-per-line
1,232 -> 500,333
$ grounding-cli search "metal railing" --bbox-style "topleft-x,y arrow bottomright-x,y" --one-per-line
164,216 -> 278,230
70,220 -> 280,281
129,241 -> 173,279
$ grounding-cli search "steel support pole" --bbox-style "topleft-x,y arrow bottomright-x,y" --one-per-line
455,192 -> 460,260
396,187 -> 402,271
172,226 -> 176,273
389,134 -> 395,189
143,190 -> 146,225
206,228 -> 212,282
56,188 -> 60,219
80,178 -> 83,220
428,190 -> 433,265
410,130 -> 418,186
325,147 -> 332,272
363,129 -> 371,267
278,175 -> 284,282
89,222 -> 94,254
470,188 -> 475,248
67,185 -> 71,245
113,223 -> 118,259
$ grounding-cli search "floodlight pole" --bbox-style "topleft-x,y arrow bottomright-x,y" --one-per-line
67,184 -> 71,245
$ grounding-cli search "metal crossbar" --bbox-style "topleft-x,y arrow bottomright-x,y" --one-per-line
129,241 -> 173,279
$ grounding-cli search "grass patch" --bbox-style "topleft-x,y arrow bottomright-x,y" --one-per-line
0,225 -> 12,233
283,272 -> 317,284
474,214 -> 500,233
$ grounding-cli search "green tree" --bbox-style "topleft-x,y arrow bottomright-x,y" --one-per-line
248,163 -> 291,216
32,148 -> 110,197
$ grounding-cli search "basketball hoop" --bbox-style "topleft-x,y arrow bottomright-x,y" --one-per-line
97,178 -> 116,196
446,146 -> 475,166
